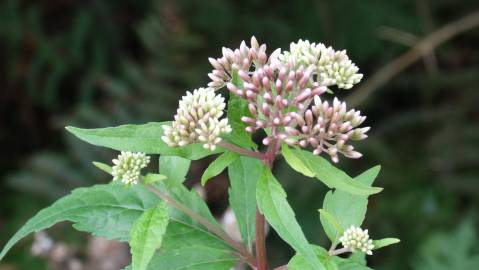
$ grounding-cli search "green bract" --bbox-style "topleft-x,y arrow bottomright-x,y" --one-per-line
1,37 -> 399,270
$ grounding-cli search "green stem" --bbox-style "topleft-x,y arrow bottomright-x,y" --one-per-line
329,247 -> 350,256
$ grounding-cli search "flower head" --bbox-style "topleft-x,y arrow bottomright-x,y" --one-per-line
203,37 -> 368,163
277,39 -> 363,89
162,87 -> 231,151
112,151 -> 150,185
339,225 -> 374,255
283,96 -> 368,163
207,36 -> 273,89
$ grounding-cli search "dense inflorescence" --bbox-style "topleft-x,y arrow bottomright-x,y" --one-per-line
283,96 -> 368,163
207,37 -> 271,89
276,39 -> 363,89
339,226 -> 374,255
112,151 -> 150,185
165,37 -> 368,163
162,87 -> 232,151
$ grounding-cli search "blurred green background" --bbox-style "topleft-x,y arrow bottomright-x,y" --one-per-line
1,0 -> 479,269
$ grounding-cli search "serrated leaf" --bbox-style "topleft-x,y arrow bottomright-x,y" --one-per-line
0,184 -> 160,261
321,166 -> 381,244
159,156 -> 191,187
373,238 -> 400,250
285,148 -> 382,196
201,151 -> 239,185
66,122 -> 222,160
289,245 -> 338,270
158,156 -> 222,231
130,203 -> 169,270
282,144 -> 314,177
228,156 -> 264,249
163,182 -> 223,232
257,168 -> 325,270
125,221 -> 238,270
92,161 -> 112,174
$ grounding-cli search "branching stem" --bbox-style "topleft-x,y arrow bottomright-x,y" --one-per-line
218,141 -> 264,159
145,185 -> 257,268
329,247 -> 350,256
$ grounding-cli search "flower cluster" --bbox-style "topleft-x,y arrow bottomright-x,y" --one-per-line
339,226 -> 374,255
207,36 -> 272,89
206,37 -> 367,162
276,39 -> 363,89
164,37 -> 368,163
112,151 -> 150,185
283,96 -> 368,162
227,61 -> 327,142
162,88 -> 232,151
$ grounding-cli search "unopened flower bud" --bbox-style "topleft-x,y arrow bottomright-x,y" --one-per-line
162,88 -> 231,151
112,151 -> 150,185
339,226 -> 374,255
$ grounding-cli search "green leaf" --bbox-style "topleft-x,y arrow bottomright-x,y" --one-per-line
333,255 -> 372,270
286,147 -> 382,195
92,161 -> 112,174
0,184 -> 160,261
130,203 -> 170,270
373,238 -> 400,250
257,168 -> 325,270
228,156 -> 264,249
318,209 -> 344,242
289,245 -> 338,270
159,156 -> 191,187
143,173 -> 167,184
158,156 -> 221,231
282,144 -> 314,177
126,221 -> 238,270
201,151 -> 239,185
321,166 -> 381,244
289,246 -> 373,270
149,222 -> 238,270
222,71 -> 257,149
66,122 -> 222,160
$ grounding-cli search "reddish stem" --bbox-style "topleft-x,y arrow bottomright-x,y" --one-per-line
255,209 -> 268,270
255,137 -> 279,270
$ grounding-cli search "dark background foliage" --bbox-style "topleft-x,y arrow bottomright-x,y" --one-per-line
1,0 -> 479,269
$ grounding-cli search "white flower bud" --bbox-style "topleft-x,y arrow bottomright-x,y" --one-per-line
339,226 -> 374,255
111,151 -> 150,185
162,88 -> 231,150
278,39 -> 363,90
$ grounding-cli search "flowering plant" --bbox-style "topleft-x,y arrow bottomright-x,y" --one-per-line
0,37 -> 399,270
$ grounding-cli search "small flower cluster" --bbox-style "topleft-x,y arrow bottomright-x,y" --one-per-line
162,88 -> 232,151
208,36 -> 271,89
283,96 -> 368,162
276,39 -> 363,89
227,62 -> 328,144
112,151 -> 150,185
339,226 -> 374,255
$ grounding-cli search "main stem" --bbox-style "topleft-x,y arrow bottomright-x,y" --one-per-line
256,138 -> 279,270
255,209 -> 268,270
